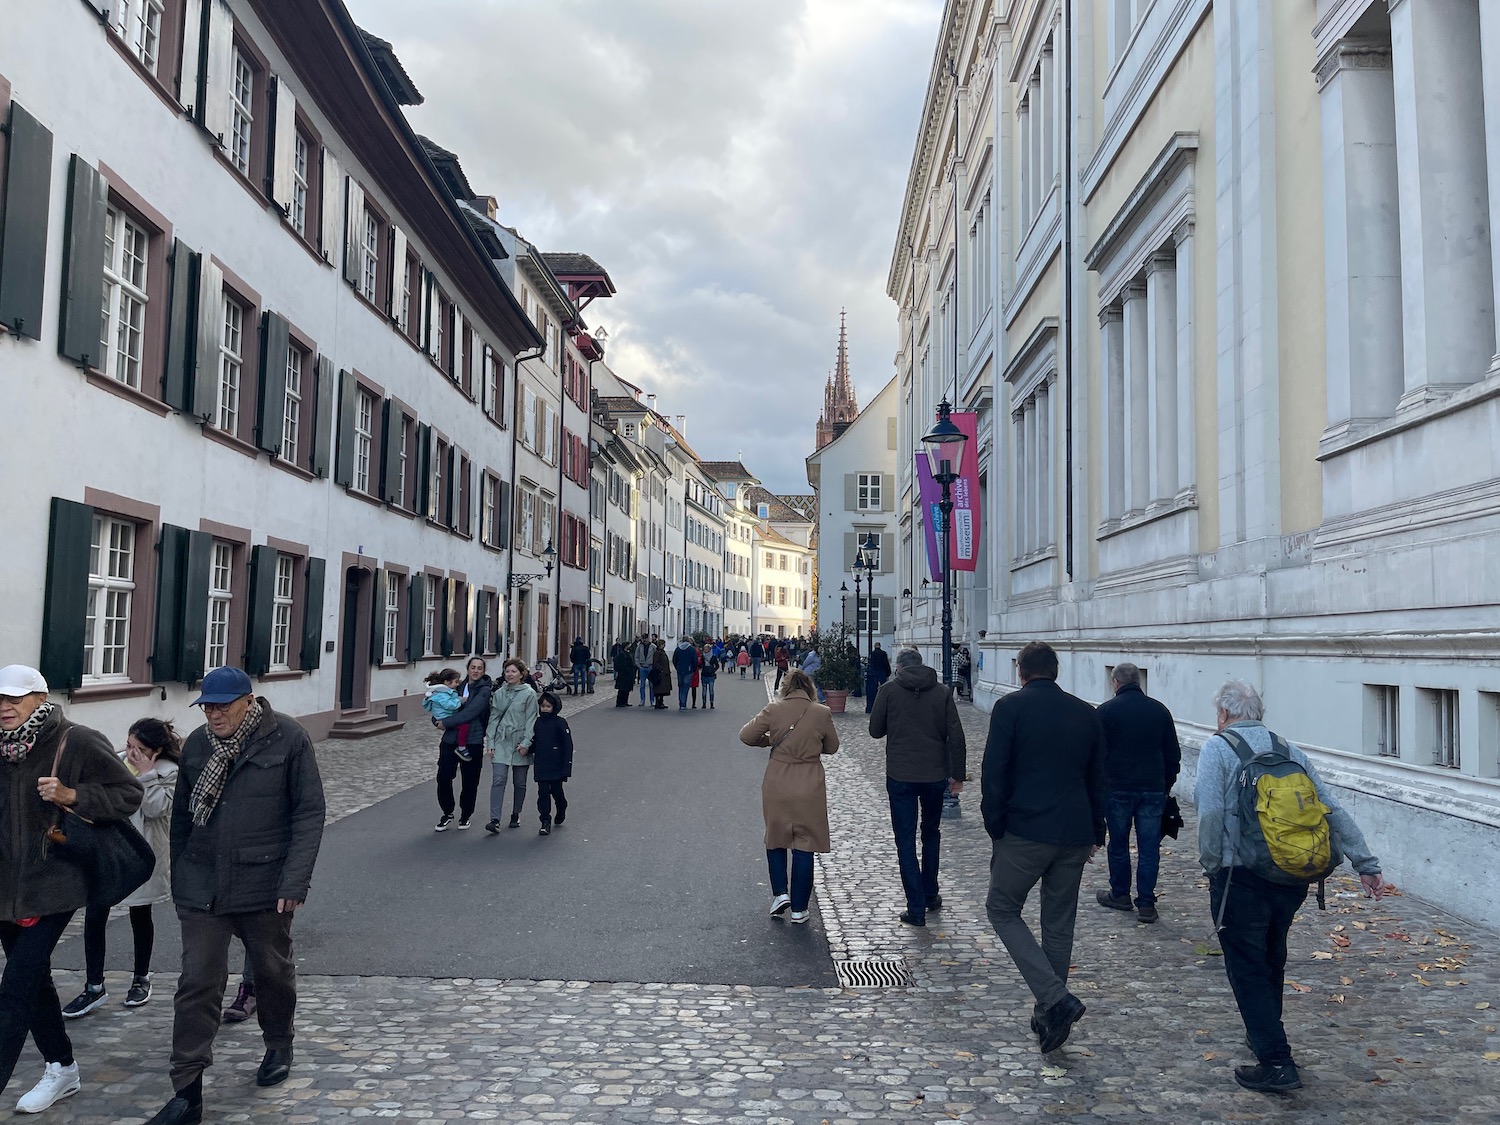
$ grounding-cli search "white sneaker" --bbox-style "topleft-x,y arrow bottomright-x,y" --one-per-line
769,893 -> 792,917
789,910 -> 810,925
16,1061 -> 80,1113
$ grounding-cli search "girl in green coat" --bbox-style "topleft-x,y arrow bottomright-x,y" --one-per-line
485,659 -> 539,832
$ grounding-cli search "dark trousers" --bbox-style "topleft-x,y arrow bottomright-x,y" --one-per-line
985,834 -> 1092,1008
84,902 -> 154,983
436,740 -> 484,819
887,777 -> 947,921
615,687 -> 632,707
774,666 -> 786,691
0,912 -> 75,1094
1210,868 -> 1308,1066
171,908 -> 296,1089
767,848 -> 814,912
1105,789 -> 1167,906
864,674 -> 887,713
536,779 -> 568,823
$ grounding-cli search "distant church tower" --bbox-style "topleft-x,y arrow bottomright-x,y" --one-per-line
815,310 -> 860,451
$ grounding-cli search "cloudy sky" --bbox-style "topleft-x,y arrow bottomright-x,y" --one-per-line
345,0 -> 943,494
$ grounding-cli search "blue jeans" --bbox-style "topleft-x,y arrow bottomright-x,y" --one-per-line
702,678 -> 715,705
677,679 -> 690,709
572,665 -> 587,694
864,674 -> 887,713
638,666 -> 651,704
887,778 -> 947,920
767,848 -> 814,912
751,657 -> 762,679
1105,789 -> 1167,906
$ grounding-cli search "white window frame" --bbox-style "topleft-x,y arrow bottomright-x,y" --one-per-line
84,516 -> 136,683
100,207 -> 149,389
291,131 -> 309,237
229,46 -> 255,177
481,474 -> 497,546
270,554 -> 295,671
217,295 -> 244,433
423,577 -> 436,656
206,540 -> 234,670
396,419 -> 409,509
856,598 -> 882,635
398,256 -> 412,337
282,345 -> 303,465
857,472 -> 882,512
354,389 -> 374,494
384,571 -> 401,663
361,211 -> 379,302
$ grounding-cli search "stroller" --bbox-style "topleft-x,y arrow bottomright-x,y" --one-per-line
533,658 -> 569,693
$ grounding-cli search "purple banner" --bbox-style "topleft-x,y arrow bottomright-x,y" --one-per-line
950,412 -> 980,572
915,454 -> 944,582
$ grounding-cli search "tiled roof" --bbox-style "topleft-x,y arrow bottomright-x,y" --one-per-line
699,461 -> 759,482
358,30 -> 423,106
541,252 -> 610,278
595,395 -> 646,415
744,485 -> 812,525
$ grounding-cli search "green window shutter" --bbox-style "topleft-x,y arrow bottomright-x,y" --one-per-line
406,572 -> 426,661
882,474 -> 895,512
843,532 -> 857,572
446,447 -> 461,530
841,593 -> 855,629
843,474 -> 858,511
380,399 -> 403,503
879,596 -> 895,633
333,368 -> 357,486
497,481 -> 511,548
369,567 -> 385,666
880,533 -> 895,574
39,498 -> 94,692
57,155 -> 108,365
299,556 -> 327,671
473,592 -> 489,656
0,102 -> 54,340
177,529 -> 213,684
151,524 -> 190,682
256,312 -> 290,456
414,423 -> 431,515
244,545 -> 277,675
311,355 -> 334,478
161,241 -> 200,410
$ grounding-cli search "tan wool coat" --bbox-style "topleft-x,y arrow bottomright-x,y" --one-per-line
739,688 -> 840,852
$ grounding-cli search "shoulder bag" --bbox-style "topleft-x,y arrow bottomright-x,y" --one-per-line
765,701 -> 814,759
44,731 -> 157,908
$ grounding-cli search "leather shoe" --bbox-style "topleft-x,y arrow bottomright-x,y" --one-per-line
898,910 -> 926,927
926,895 -> 944,912
1234,1061 -> 1301,1092
146,1096 -> 203,1124
256,1046 -> 293,1087
1037,993 -> 1087,1053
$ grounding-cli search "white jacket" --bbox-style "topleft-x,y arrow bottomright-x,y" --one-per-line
120,754 -> 177,907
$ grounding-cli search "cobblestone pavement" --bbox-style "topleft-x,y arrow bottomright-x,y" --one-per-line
24,699 -> 1500,1123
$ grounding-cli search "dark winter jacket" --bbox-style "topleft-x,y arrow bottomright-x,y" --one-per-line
530,713 -> 575,782
868,664 -> 966,783
1096,682 -> 1181,794
981,678 -> 1106,847
749,641 -> 765,660
0,709 -> 143,922
614,648 -> 638,689
440,676 -> 493,747
702,654 -> 721,680
171,699 -> 326,914
866,647 -> 892,681
672,642 -> 699,681
570,640 -> 590,668
651,646 -> 673,693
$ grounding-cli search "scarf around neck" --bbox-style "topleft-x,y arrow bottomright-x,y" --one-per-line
189,699 -> 264,826
0,701 -> 57,764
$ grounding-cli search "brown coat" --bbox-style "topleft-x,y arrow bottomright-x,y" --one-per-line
651,645 -> 673,694
739,688 -> 839,852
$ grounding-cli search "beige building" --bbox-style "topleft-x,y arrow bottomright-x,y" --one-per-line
890,0 -> 1500,926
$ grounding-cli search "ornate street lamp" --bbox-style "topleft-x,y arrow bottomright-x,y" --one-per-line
508,541 -> 556,588
859,530 -> 879,665
920,400 -> 967,689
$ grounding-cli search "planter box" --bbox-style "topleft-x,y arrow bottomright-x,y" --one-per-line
824,690 -> 850,713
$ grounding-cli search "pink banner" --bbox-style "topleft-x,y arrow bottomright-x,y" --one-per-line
915,454 -> 944,582
949,412 -> 980,572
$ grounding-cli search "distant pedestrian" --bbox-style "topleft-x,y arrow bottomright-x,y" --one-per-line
738,670 -> 839,925
484,660 -> 538,833
634,635 -> 655,705
432,657 -> 492,829
955,646 -> 974,701
568,637 -> 590,696
1093,663 -> 1180,923
749,639 -> 765,680
980,642 -> 1105,1055
531,692 -> 574,836
651,639 -> 672,710
737,646 -> 750,677
700,646 -> 720,709
864,642 -> 891,714
1196,679 -> 1385,1093
672,638 -> 698,711
613,644 -> 637,708
868,650 -> 965,927
799,647 -> 826,703
773,645 -> 790,692
64,717 -> 182,1020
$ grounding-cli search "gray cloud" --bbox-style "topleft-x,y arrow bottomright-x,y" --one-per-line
346,0 -> 942,491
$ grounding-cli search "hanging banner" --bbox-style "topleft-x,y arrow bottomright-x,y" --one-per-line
949,411 -> 981,572
915,454 -> 944,582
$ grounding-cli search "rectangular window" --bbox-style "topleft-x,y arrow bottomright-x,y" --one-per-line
291,132 -> 309,237
432,439 -> 448,523
100,207 -> 149,388
857,599 -> 882,634
481,474 -> 497,546
84,517 -> 136,683
1422,688 -> 1460,769
764,551 -> 774,568
270,554 -> 294,670
778,586 -> 787,606
519,489 -> 536,552
361,211 -> 379,302
229,47 -> 255,176
383,571 -> 401,662
354,389 -> 374,493
399,254 -> 415,338
217,296 -> 244,433
423,577 -> 436,656
763,584 -> 774,604
282,345 -> 303,465
206,540 -> 233,669
857,472 -> 882,511
779,553 -> 788,571
1365,684 -> 1401,759
397,418 -> 409,509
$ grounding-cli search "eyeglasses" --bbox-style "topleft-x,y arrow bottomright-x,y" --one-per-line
200,700 -> 245,714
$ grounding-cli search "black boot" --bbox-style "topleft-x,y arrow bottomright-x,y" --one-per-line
256,1046 -> 293,1087
508,813 -> 520,829
1234,1062 -> 1301,1092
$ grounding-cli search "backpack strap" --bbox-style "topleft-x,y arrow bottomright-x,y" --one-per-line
1216,727 -> 1253,763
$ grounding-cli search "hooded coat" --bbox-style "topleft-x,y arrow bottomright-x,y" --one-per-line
673,641 -> 699,684
613,647 -> 638,689
530,711 -> 575,782
739,687 -> 840,852
868,663 -> 967,783
487,681 -> 539,766
651,643 -> 673,694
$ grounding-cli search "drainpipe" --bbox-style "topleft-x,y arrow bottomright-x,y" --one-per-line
506,345 -> 545,658
1063,0 -> 1075,583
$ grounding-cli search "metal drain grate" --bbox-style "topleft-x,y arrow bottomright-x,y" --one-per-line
834,957 -> 914,988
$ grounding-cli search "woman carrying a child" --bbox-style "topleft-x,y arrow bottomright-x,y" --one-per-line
427,657 -> 492,832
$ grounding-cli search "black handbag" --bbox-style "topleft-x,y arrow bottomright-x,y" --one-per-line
1161,795 -> 1185,840
45,732 -> 157,908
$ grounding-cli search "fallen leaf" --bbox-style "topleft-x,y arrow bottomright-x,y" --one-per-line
1367,1048 -> 1378,1057
1414,975 -> 1433,987
1332,936 -> 1351,948
1193,942 -> 1223,957
1476,1002 -> 1492,1010
1485,1052 -> 1500,1062
1040,1066 -> 1068,1078
1288,981 -> 1312,993
1340,976 -> 1354,986
1332,924 -> 1345,932
1328,994 -> 1346,1003
954,1050 -> 976,1057
1312,951 -> 1335,960
1202,1052 -> 1217,1060
1385,932 -> 1412,942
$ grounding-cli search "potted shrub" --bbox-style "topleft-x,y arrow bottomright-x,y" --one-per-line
810,623 -> 862,713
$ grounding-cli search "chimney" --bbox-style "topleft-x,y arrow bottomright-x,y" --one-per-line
474,195 -> 499,220
646,394 -> 657,410
675,415 -> 687,438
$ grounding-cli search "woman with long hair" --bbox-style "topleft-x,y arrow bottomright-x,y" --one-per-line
485,659 -> 538,832
432,657 -> 492,831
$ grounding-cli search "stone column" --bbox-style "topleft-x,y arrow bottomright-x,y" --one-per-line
1389,0 -> 1494,405
1012,406 -> 1027,559
1036,381 -> 1051,548
1030,71 -> 1043,224
1121,280 -> 1149,516
1040,45 -> 1055,194
1099,305 -> 1125,522
1022,395 -> 1038,553
1017,101 -> 1031,227
1481,3 -> 1500,363
1173,223 -> 1196,497
1146,251 -> 1178,503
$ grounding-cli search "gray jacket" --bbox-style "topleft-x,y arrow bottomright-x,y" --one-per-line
171,700 -> 326,913
1194,720 -> 1380,877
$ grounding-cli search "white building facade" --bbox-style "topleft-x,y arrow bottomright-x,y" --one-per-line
703,462 -> 760,637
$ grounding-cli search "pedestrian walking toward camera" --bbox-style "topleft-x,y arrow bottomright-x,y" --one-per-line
432,657 -> 492,830
634,635 -> 655,705
737,646 -> 750,677
0,665 -> 143,1115
1093,663 -> 1181,924
773,645 -> 790,692
613,644 -> 637,708
485,660 -> 539,833
651,639 -> 672,710
980,642 -> 1106,1055
1196,679 -> 1385,1094
64,717 -> 181,1021
864,642 -> 892,715
868,650 -> 965,927
739,670 -> 839,925
568,637 -> 591,696
700,646 -> 720,709
531,692 -> 574,835
147,667 -> 324,1125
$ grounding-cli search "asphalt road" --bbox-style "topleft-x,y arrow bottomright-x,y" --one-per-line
56,670 -> 838,988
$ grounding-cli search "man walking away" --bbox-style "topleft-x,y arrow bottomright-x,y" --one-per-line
568,637 -> 590,696
864,642 -> 892,715
147,668 -> 325,1125
869,649 -> 965,927
1093,663 -> 1180,923
672,638 -> 698,711
633,635 -> 654,706
981,642 -> 1105,1056
1196,679 -> 1385,1094
749,638 -> 765,680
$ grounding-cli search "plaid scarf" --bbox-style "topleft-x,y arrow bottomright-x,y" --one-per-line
0,702 -> 56,764
189,699 -> 263,826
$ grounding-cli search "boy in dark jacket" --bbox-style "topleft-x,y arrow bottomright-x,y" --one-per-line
531,692 -> 574,835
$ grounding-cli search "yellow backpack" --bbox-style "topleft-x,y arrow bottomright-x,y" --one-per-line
1219,728 -> 1339,886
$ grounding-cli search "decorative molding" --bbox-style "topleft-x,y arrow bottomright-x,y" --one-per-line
1313,474 -> 1500,553
1089,551 -> 1199,595
1096,489 -> 1198,542
1001,318 -> 1058,403
1084,132 -> 1199,305
1317,369 -> 1500,460
1005,191 -> 1063,328
1315,39 -> 1392,91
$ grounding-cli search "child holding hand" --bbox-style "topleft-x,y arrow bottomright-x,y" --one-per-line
422,669 -> 471,762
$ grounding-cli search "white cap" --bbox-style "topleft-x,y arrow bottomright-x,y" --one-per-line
0,665 -> 48,698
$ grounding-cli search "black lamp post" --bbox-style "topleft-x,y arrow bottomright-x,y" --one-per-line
859,531 -> 879,666
838,581 -> 848,632
920,399 -> 967,688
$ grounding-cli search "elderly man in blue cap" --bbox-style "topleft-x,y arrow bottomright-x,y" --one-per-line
146,668 -> 325,1125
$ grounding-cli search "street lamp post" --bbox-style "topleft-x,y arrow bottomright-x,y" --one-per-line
859,531 -> 879,667
920,400 -> 967,688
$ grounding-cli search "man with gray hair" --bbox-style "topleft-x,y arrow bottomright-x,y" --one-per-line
868,649 -> 966,927
1093,663 -> 1180,923
1196,679 -> 1385,1094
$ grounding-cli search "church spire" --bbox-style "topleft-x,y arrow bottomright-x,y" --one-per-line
815,310 -> 860,451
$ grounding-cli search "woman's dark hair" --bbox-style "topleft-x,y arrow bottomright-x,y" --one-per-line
129,717 -> 182,763
1017,641 -> 1059,681
466,656 -> 487,676
424,668 -> 462,687
538,690 -> 563,714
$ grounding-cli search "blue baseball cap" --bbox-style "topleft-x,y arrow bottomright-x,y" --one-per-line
193,667 -> 254,706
